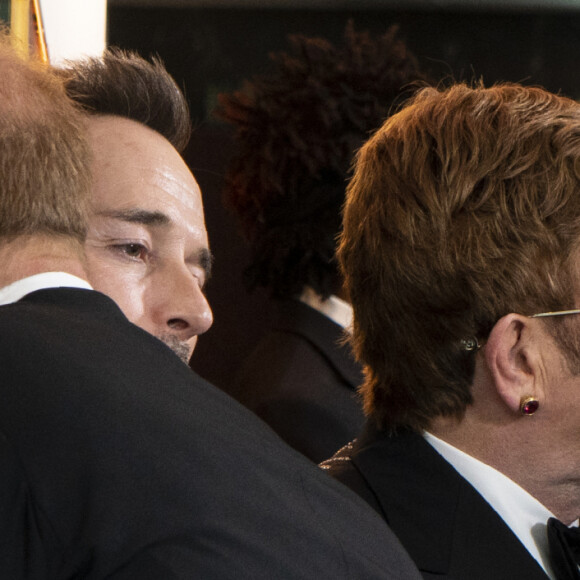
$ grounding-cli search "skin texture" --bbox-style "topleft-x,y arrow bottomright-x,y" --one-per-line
85,116 -> 213,362
430,299 -> 580,524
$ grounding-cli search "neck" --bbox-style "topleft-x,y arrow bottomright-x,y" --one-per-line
0,234 -> 88,288
430,403 -> 580,525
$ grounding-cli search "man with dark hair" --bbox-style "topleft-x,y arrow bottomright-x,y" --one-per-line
60,51 -> 212,364
218,23 -> 427,462
322,82 -> 580,578
0,39 -> 422,578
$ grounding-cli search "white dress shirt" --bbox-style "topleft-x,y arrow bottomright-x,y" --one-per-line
424,431 -> 558,579
0,272 -> 92,306
299,286 -> 353,331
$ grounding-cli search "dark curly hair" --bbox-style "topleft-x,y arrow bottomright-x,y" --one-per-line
58,49 -> 191,153
216,22 -> 427,299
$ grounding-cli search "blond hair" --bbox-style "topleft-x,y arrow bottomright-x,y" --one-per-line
0,31 -> 90,241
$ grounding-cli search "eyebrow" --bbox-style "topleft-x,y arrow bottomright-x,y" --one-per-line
98,208 -> 171,227
98,208 -> 214,282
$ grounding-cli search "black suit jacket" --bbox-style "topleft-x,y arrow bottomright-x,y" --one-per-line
323,426 -> 549,579
0,288 -> 420,579
231,299 -> 365,462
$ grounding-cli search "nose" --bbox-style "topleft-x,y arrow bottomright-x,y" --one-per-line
152,265 -> 213,343
166,286 -> 213,338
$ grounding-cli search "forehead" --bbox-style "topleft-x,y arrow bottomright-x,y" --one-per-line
87,115 -> 207,240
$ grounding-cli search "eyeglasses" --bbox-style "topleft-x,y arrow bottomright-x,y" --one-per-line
461,309 -> 580,351
530,309 -> 580,318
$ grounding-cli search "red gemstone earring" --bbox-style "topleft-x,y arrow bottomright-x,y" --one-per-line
520,396 -> 539,416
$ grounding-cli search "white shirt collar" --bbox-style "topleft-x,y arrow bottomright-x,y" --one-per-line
424,431 -> 557,579
299,286 -> 353,330
0,272 -> 92,306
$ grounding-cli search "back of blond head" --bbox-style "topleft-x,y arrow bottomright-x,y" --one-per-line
0,30 -> 90,241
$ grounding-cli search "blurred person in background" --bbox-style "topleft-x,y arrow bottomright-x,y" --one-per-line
217,22 -> 427,462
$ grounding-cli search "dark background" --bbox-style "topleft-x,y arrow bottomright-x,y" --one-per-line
107,5 -> 580,389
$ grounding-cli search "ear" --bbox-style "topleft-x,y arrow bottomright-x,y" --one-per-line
484,313 -> 543,414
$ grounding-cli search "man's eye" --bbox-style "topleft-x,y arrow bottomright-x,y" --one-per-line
115,243 -> 147,260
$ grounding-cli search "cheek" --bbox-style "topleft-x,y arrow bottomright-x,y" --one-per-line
84,255 -> 147,321
106,282 -> 147,323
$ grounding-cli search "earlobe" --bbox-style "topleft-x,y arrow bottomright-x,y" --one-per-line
484,314 -> 538,414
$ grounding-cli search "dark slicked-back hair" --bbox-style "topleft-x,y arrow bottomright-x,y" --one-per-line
340,82 -> 580,432
217,22 -> 427,299
59,49 -> 191,152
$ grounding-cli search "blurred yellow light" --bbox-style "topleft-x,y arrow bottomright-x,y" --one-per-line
9,0 -> 30,58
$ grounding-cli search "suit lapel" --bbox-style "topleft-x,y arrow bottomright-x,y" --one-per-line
351,430 -> 548,579
275,299 -> 363,388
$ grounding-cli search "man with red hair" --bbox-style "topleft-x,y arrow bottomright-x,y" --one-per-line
324,82 -> 580,579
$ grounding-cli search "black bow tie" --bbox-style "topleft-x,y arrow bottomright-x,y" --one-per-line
547,517 -> 580,579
